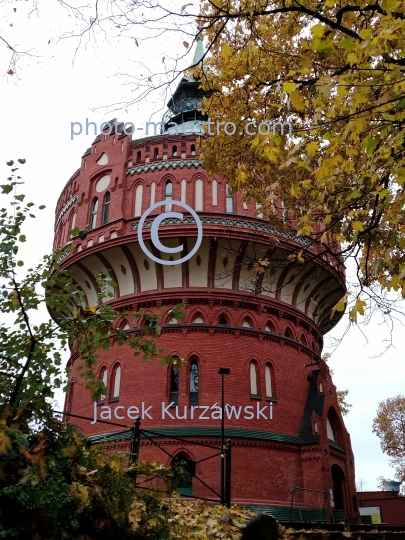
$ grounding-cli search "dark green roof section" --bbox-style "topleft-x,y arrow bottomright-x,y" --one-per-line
299,370 -> 324,445
328,439 -> 346,452
89,427 -> 300,445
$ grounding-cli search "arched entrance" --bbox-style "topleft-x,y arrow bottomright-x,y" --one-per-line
172,452 -> 196,496
331,464 -> 345,510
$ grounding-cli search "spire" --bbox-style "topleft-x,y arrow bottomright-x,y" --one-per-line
192,28 -> 204,67
162,27 -> 211,133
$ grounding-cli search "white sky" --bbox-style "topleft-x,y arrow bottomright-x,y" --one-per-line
1,0 -> 404,492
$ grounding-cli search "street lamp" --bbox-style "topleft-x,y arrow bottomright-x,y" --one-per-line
218,367 -> 230,506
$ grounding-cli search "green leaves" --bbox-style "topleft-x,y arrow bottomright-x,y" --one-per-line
1,185 -> 13,194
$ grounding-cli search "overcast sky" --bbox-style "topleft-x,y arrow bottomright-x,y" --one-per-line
1,0 -> 404,491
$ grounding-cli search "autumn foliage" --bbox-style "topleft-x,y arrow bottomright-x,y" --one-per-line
194,0 -> 405,319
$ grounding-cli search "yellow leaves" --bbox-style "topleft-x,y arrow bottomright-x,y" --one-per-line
306,141 -> 319,157
381,0 -> 401,14
9,290 -> 20,308
291,183 -> 302,197
311,24 -> 326,38
330,293 -> 349,319
68,482 -> 89,507
61,445 -> 77,458
108,460 -> 120,472
0,431 -> 11,454
283,82 -> 297,94
220,42 -> 232,61
349,298 -> 367,323
353,221 -> 365,232
290,89 -> 306,111
287,250 -> 305,263
359,28 -> 372,41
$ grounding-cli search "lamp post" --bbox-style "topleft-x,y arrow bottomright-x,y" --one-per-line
218,367 -> 230,506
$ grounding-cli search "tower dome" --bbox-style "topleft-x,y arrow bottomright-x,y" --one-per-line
56,38 -> 357,519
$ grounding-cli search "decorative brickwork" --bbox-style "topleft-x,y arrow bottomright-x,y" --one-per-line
55,116 -> 356,516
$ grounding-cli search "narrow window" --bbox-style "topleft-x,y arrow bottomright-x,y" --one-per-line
212,179 -> 218,206
218,315 -> 228,325
265,364 -> 273,398
250,361 -> 258,396
190,144 -> 196,156
150,182 -> 156,206
189,357 -> 199,406
137,151 -> 141,163
102,192 -> 110,225
91,197 -> 98,229
112,364 -> 121,399
122,321 -> 130,331
169,364 -> 179,405
281,200 -> 287,220
71,213 -> 76,234
195,179 -> 203,211
327,417 -> 335,441
134,184 -> 143,217
319,383 -> 324,393
242,318 -> 251,328
154,147 -> 159,160
172,145 -> 177,157
165,181 -> 173,211
100,367 -> 108,401
193,315 -> 203,323
66,381 -> 74,415
226,184 -> 234,213
181,178 -> 187,203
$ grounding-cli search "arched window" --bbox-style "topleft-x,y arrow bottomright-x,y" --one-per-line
226,184 -> 234,213
102,192 -> 110,225
218,315 -> 228,325
165,181 -> 173,211
172,452 -> 195,495
111,364 -> 121,399
168,317 -> 178,324
90,197 -> 98,229
250,361 -> 258,397
169,364 -> 179,405
193,315 -> 203,323
137,151 -> 141,163
189,357 -> 199,406
122,321 -> 130,331
190,144 -> 196,156
265,364 -> 274,399
265,321 -> 275,333
242,318 -> 251,328
195,179 -> 203,211
300,333 -> 308,347
285,327 -> 293,339
172,145 -> 177,157
154,147 -> 159,160
100,367 -> 108,401
134,184 -> 143,217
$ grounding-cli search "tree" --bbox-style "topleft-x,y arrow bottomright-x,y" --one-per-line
0,159 -> 183,538
183,0 -> 405,324
373,395 -> 405,483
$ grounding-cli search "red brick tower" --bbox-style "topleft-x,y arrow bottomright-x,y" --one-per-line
56,39 -> 357,519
